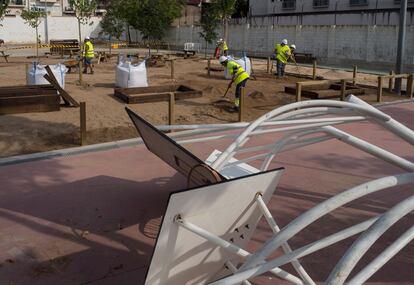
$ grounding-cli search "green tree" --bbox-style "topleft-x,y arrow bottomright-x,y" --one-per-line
134,0 -> 184,40
199,4 -> 220,58
69,0 -> 97,42
99,7 -> 125,41
0,0 -> 9,27
212,0 -> 236,41
21,8 -> 46,59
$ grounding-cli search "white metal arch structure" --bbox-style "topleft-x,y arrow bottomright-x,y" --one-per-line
205,173 -> 414,285
150,96 -> 414,284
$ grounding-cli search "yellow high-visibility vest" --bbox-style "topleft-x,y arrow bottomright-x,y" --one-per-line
227,60 -> 249,85
83,41 -> 94,58
275,44 -> 291,64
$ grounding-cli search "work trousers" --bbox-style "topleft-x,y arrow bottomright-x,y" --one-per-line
276,59 -> 286,77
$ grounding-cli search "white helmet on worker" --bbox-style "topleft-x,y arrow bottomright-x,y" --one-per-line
282,39 -> 288,45
219,56 -> 228,64
85,36 -> 90,40
290,44 -> 296,50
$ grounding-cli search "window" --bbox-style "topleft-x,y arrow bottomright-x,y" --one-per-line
313,0 -> 329,8
350,0 -> 369,6
282,0 -> 296,10
9,0 -> 26,6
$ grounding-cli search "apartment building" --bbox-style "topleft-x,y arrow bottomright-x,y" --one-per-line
250,0 -> 414,25
5,0 -> 107,17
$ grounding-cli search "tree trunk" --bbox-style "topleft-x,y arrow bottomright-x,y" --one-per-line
223,18 -> 229,41
78,19 -> 82,43
35,26 -> 39,60
127,25 -> 131,44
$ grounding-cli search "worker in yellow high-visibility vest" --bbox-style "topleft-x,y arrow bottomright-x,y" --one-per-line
219,56 -> 249,111
274,39 -> 291,78
82,36 -> 95,74
216,38 -> 229,57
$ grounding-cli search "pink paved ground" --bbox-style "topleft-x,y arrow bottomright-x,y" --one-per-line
0,102 -> 413,285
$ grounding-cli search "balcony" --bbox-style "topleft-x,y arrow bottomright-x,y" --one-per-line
8,0 -> 26,7
282,0 -> 296,10
313,0 -> 329,8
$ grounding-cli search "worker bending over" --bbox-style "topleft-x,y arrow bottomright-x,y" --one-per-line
274,39 -> 291,78
215,38 -> 229,58
82,36 -> 95,74
219,56 -> 249,111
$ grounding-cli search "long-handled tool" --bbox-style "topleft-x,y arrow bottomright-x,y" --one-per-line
290,55 -> 302,76
222,80 -> 233,98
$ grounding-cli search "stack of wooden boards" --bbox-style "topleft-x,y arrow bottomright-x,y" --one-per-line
0,66 -> 78,115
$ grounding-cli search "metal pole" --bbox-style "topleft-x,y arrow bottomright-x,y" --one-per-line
44,0 -> 48,44
395,0 -> 408,95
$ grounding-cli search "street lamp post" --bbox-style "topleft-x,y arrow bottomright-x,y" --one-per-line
395,0 -> 408,95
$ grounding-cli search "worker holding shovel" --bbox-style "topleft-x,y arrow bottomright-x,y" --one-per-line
219,56 -> 250,112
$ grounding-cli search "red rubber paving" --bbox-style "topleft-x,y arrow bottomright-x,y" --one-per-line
0,102 -> 413,285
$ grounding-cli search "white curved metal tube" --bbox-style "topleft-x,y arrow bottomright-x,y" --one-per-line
256,194 -> 316,285
175,217 -> 304,285
211,100 -> 390,171
347,225 -> 414,285
237,174 -> 414,273
326,195 -> 414,285
208,217 -> 379,285
321,126 -> 414,171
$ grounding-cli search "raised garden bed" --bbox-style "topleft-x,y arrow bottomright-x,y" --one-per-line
285,82 -> 366,99
114,85 -> 203,104
0,84 -> 60,115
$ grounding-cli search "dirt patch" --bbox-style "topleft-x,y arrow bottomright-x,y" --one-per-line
0,55 -> 410,158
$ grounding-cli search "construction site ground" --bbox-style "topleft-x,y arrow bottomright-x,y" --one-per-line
0,51 -> 410,158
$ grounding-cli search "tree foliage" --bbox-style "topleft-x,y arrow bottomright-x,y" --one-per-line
199,3 -> 219,45
20,8 -> 45,29
21,8 -> 46,59
211,0 -> 237,40
0,0 -> 9,26
134,0 -> 184,40
69,0 -> 97,41
99,4 -> 125,40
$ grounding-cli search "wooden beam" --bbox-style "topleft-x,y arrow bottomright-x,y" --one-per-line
377,76 -> 383,103
296,82 -> 302,102
80,102 -> 86,146
312,60 -> 317,80
170,59 -> 175,79
168,92 -> 175,127
239,88 -> 245,122
353,66 -> 358,85
389,71 -> 394,92
407,74 -> 414,99
207,58 -> 211,77
44,65 -> 79,107
340,79 -> 346,101
267,57 -> 271,74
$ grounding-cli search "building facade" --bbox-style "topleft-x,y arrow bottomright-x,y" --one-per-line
250,0 -> 414,25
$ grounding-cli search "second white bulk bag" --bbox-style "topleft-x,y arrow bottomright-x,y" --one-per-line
224,56 -> 252,80
115,61 -> 148,88
28,63 -> 67,88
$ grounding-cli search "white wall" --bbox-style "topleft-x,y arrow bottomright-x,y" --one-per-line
0,16 -> 102,43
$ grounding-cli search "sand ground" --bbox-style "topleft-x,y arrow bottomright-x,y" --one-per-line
0,52 -> 409,158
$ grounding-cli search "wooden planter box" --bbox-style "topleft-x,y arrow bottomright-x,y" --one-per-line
0,85 -> 60,115
285,83 -> 365,99
114,85 -> 203,104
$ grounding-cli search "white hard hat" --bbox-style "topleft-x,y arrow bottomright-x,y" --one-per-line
282,39 -> 288,45
219,56 -> 228,64
85,36 -> 90,40
290,44 -> 296,49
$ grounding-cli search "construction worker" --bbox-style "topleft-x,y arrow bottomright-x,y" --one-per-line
215,38 -> 229,58
82,36 -> 95,74
274,39 -> 291,78
219,56 -> 249,111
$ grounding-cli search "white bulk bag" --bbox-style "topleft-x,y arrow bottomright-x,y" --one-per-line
115,61 -> 148,88
224,56 -> 252,80
28,63 -> 67,88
